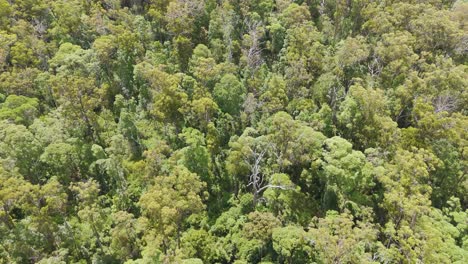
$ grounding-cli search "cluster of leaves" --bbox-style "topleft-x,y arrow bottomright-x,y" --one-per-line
0,0 -> 467,263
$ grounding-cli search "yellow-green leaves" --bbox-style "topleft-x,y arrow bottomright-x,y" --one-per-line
138,166 -> 207,254
308,210 -> 379,264
0,95 -> 38,126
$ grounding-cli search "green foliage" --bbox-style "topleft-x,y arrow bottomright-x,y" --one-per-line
319,136 -> 375,212
138,166 -> 207,257
0,95 -> 38,125
337,84 -> 399,150
213,73 -> 246,115
0,0 -> 466,263
272,225 -> 311,263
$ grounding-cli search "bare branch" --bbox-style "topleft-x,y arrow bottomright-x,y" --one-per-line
245,142 -> 295,205
243,18 -> 264,71
433,94 -> 458,113
257,184 -> 296,193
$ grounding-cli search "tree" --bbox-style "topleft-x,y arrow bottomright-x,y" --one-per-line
279,3 -> 311,28
334,35 -> 369,85
263,173 -> 308,224
272,225 -> 311,264
177,229 -> 220,263
0,95 -> 39,126
49,75 -> 104,142
69,179 -> 112,261
0,0 -> 11,30
109,211 -> 140,261
40,140 -> 86,184
208,2 -> 239,62
28,177 -> 68,257
377,147 -> 441,262
183,96 -> 219,130
243,211 -> 281,244
374,31 -> 418,88
318,136 -> 374,212
0,167 -> 36,230
259,74 -> 288,114
136,64 -> 189,125
0,121 -> 43,182
409,6 -> 462,53
189,44 -> 219,89
138,166 -> 207,257
281,22 -> 325,99
9,41 -> 39,68
308,210 -> 379,263
165,0 -> 205,38
213,74 -> 246,115
0,30 -> 16,71
337,84 -> 399,150
174,128 -> 213,186
241,18 -> 265,75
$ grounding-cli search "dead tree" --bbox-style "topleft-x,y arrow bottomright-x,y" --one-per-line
433,94 -> 458,113
245,144 -> 294,206
243,19 -> 264,72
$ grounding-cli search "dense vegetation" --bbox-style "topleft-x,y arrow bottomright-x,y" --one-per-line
0,0 -> 467,263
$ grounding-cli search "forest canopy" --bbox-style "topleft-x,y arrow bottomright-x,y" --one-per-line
0,0 -> 467,263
